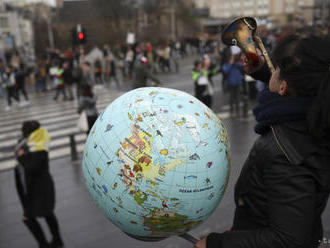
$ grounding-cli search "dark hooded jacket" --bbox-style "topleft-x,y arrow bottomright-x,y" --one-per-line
133,63 -> 160,89
14,121 -> 55,217
206,66 -> 330,248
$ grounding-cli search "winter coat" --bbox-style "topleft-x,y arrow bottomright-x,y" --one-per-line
207,121 -> 330,248
62,68 -> 75,85
55,68 -> 64,88
15,70 -> 25,86
78,95 -> 98,117
133,64 -> 160,89
222,62 -> 243,87
206,67 -> 330,248
15,128 -> 55,217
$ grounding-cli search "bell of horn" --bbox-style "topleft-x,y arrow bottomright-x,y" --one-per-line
221,17 -> 260,67
221,16 -> 275,73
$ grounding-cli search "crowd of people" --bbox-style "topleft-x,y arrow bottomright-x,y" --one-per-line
3,23 -> 330,248
5,36 -> 202,248
195,32 -> 330,248
0,37 -> 206,113
190,24 -> 329,116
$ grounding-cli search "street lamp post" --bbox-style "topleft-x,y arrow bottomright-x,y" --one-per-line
47,18 -> 54,49
170,6 -> 176,40
41,0 -> 55,49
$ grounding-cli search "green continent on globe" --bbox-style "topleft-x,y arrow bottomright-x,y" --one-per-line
134,190 -> 148,206
143,208 -> 202,236
117,116 -> 185,191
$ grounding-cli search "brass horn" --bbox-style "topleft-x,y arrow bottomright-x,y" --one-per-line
221,17 -> 275,73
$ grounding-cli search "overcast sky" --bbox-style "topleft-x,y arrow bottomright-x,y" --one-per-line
26,0 -> 56,6
1,0 -> 56,6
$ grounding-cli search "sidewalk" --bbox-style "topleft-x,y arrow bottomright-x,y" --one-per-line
1,115 -> 330,248
0,117 -> 253,248
1,53 -> 330,247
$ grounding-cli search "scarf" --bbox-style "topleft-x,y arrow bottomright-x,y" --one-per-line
253,88 -> 313,134
27,127 -> 51,152
15,128 -> 50,195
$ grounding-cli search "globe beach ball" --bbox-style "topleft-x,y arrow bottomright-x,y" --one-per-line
82,87 -> 230,241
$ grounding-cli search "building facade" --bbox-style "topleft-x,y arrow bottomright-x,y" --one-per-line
193,0 -> 317,26
314,0 -> 330,25
0,10 -> 34,51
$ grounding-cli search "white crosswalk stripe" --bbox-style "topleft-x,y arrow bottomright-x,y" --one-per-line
0,88 -> 123,172
0,101 -> 111,139
0,87 -> 243,172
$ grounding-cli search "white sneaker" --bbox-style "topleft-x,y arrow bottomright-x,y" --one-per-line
5,105 -> 11,111
24,100 -> 30,106
19,101 -> 25,107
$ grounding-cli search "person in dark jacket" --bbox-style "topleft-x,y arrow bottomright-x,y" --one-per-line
222,54 -> 244,116
78,84 -> 98,133
35,61 -> 47,94
75,61 -> 94,100
133,56 -> 160,89
195,35 -> 330,248
105,55 -> 120,89
15,121 -> 64,248
4,65 -> 20,111
15,63 -> 29,104
62,61 -> 75,100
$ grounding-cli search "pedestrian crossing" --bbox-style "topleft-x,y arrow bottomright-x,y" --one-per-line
0,86 -> 250,172
0,88 -> 124,172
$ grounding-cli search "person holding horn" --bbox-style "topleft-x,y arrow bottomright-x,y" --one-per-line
195,33 -> 330,248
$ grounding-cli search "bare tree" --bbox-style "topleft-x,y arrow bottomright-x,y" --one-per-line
91,0 -> 134,41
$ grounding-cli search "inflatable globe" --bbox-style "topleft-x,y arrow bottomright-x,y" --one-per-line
82,87 -> 230,241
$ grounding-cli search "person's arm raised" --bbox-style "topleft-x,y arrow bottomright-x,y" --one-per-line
242,49 -> 271,85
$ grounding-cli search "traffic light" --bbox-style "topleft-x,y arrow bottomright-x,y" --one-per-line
78,32 -> 84,40
77,29 -> 86,44
71,25 -> 87,45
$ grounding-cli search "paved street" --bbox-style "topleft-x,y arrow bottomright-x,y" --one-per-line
0,56 -> 329,248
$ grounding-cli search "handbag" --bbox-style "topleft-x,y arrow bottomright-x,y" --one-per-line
77,111 -> 88,132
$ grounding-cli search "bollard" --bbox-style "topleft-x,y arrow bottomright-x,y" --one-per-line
69,134 -> 78,161
242,95 -> 249,118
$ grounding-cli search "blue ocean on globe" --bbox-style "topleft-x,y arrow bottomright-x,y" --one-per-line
82,87 -> 230,239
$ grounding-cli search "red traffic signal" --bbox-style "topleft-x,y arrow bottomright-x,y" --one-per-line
78,32 -> 84,40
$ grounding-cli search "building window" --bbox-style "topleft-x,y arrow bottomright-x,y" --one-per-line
286,0 -> 295,13
0,17 -> 9,28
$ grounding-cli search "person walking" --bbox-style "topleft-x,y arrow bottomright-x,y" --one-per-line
35,61 -> 48,94
117,52 -> 126,80
222,54 -> 244,117
75,62 -> 94,101
93,58 -> 103,85
133,56 -> 160,89
105,55 -> 120,89
125,46 -> 135,80
53,64 -> 67,101
4,65 -> 20,111
15,63 -> 29,105
195,34 -> 330,248
15,121 -> 64,248
192,59 -> 217,108
0,59 -> 7,101
62,62 -> 75,100
78,84 -> 98,134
